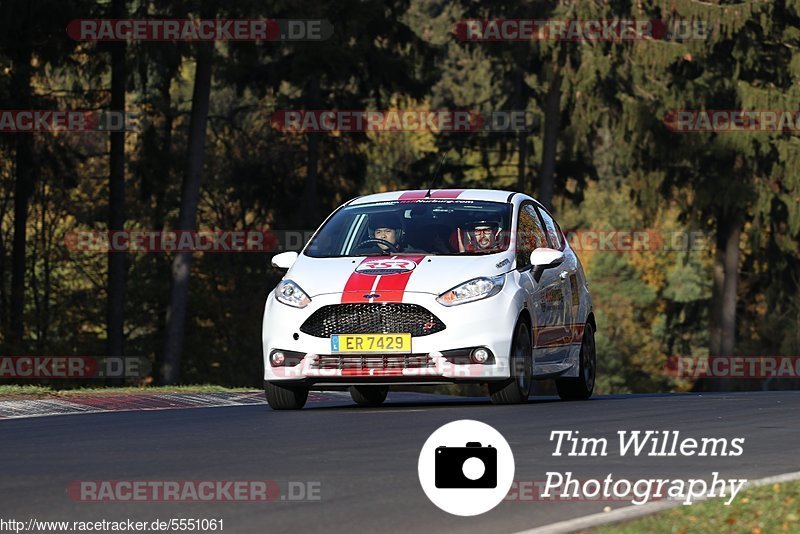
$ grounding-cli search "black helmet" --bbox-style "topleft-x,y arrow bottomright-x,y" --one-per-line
368,213 -> 403,232
464,219 -> 501,232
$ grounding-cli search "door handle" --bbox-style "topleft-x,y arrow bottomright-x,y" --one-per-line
559,270 -> 569,280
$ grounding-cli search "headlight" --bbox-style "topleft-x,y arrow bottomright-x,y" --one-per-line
436,275 -> 505,306
275,279 -> 311,308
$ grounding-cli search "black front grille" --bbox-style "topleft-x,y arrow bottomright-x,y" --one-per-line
300,303 -> 446,338
312,354 -> 434,369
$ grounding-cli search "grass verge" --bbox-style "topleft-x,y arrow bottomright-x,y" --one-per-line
588,479 -> 800,533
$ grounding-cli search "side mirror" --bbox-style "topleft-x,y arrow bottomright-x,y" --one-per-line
529,247 -> 565,268
271,251 -> 298,270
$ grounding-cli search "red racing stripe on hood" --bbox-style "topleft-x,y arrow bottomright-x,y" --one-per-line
397,189 -> 465,201
373,255 -> 426,302
341,257 -> 380,303
340,255 -> 425,303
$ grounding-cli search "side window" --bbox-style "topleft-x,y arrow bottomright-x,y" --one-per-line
536,206 -> 564,251
516,203 -> 548,269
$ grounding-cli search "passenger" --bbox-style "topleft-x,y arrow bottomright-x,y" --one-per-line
458,220 -> 503,253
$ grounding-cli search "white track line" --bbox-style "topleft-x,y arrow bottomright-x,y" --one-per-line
514,470 -> 800,534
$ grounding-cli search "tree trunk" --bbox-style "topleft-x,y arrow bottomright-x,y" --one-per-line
301,77 -> 320,227
702,213 -> 741,392
10,53 -> 33,348
539,59 -> 563,211
0,194 -> 8,335
515,66 -> 528,193
709,235 -> 725,357
151,63 -> 175,378
107,0 -> 127,369
160,41 -> 214,384
719,217 -> 741,357
154,74 -> 174,233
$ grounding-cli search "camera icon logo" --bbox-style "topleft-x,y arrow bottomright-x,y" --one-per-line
418,420 -> 515,516
435,442 -> 497,488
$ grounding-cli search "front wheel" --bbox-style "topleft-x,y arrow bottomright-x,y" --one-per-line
265,381 -> 309,410
556,323 -> 596,400
489,320 -> 532,404
349,386 -> 389,406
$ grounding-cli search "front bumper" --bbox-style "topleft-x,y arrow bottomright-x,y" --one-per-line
262,286 -> 522,385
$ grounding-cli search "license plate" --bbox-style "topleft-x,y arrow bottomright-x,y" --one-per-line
331,334 -> 412,353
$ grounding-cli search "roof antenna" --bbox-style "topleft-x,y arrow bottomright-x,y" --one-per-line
425,151 -> 449,198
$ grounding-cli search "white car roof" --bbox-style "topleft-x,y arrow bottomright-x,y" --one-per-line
348,188 -> 522,205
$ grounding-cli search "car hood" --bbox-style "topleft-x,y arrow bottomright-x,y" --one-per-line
284,253 -> 515,299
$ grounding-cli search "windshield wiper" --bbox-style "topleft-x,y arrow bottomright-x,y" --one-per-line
347,250 -> 391,257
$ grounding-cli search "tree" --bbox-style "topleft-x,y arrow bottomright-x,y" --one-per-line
107,0 -> 127,366
622,0 -> 800,389
9,49 -> 33,348
0,0 -> 79,350
160,40 -> 215,384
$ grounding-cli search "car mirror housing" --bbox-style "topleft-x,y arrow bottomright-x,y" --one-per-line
271,251 -> 298,270
529,247 -> 565,268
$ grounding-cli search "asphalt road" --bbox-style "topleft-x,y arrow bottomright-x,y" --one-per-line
1,391 -> 799,533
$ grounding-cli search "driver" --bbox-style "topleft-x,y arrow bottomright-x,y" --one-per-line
370,214 -> 402,251
459,219 -> 502,253
351,212 -> 406,254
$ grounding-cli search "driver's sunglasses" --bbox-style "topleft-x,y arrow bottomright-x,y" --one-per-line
473,227 -> 494,235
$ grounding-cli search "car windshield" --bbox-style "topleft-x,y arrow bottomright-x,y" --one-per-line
305,199 -> 512,257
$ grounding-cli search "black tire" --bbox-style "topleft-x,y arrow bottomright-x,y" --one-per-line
489,320 -> 532,404
265,381 -> 309,410
349,386 -> 389,406
556,323 -> 596,400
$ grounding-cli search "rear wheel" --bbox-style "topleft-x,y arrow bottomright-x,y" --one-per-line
265,381 -> 309,410
489,320 -> 532,404
349,386 -> 389,406
556,323 -> 596,400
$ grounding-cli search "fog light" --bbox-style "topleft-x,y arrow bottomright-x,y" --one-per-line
270,351 -> 286,366
471,348 -> 489,364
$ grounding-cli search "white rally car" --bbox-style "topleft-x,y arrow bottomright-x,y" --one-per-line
262,189 -> 596,409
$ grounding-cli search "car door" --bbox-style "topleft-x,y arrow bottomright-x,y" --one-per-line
536,205 -> 578,360
515,202 -> 569,364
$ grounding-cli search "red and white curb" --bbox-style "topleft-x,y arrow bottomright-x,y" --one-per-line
0,391 -> 343,420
